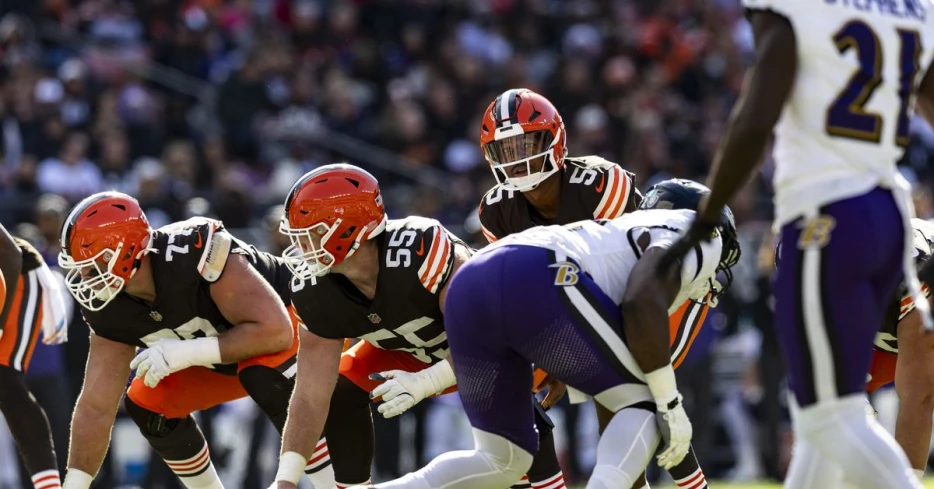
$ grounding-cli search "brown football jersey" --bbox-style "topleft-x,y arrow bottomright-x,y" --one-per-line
291,216 -> 466,365
478,155 -> 640,242
81,217 -> 293,373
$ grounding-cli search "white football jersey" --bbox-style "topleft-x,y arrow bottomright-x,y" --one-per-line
743,0 -> 934,225
480,209 -> 723,311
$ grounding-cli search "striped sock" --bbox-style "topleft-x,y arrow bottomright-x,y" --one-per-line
305,438 -> 336,489
31,470 -> 61,489
510,475 -> 532,489
531,472 -> 566,489
674,467 -> 707,489
165,443 -> 222,489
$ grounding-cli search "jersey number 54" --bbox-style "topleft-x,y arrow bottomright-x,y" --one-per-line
826,20 -> 921,146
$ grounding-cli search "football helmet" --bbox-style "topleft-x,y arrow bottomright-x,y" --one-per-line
640,179 -> 742,291
479,88 -> 567,192
58,191 -> 153,311
280,164 -> 388,282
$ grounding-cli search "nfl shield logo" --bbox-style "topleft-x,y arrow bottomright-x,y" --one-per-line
368,313 -> 382,324
149,311 -> 163,322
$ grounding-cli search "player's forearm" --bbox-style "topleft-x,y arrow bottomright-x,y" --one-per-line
66,400 -> 117,479
219,319 -> 293,363
621,296 -> 672,374
894,400 -> 932,470
701,116 -> 771,222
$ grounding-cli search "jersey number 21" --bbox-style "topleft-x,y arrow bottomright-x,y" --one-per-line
826,20 -> 921,147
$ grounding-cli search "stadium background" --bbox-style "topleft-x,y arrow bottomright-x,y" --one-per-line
0,0 -> 932,487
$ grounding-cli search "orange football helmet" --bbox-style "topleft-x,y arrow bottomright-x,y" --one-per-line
479,88 -> 567,191
58,191 -> 153,311
280,164 -> 388,282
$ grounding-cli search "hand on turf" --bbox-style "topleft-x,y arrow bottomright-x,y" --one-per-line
130,339 -> 193,388
535,375 -> 567,410
370,370 -> 428,418
654,393 -> 693,470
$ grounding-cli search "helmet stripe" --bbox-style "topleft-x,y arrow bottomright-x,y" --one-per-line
61,192 -> 119,253
495,89 -> 519,128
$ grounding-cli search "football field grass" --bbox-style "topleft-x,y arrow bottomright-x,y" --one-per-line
570,480 -> 934,488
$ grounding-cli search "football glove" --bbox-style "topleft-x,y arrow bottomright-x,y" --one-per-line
645,365 -> 693,470
654,393 -> 693,470
130,337 -> 221,388
370,360 -> 456,418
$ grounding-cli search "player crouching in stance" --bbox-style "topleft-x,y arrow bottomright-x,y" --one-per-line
58,192 -> 335,489
350,179 -> 740,489
865,218 -> 934,480
269,164 -> 566,489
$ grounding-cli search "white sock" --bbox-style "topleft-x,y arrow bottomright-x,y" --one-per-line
586,408 -> 659,489
165,444 -> 223,489
31,470 -> 61,489
797,394 -> 921,489
304,438 -> 337,489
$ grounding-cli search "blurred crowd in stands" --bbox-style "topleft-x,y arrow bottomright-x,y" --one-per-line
2,0 -> 933,487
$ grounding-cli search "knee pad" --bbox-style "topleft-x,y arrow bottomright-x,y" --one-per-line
125,396 -> 180,438
474,429 -> 534,483
238,365 -> 295,432
125,397 -> 207,461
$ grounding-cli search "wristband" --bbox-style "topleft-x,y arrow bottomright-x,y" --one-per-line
275,451 -> 307,484
63,468 -> 94,489
425,360 -> 457,395
171,337 -> 222,367
645,365 -> 679,408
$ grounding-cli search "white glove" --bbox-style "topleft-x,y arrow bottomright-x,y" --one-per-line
645,365 -> 693,470
130,337 -> 221,388
370,360 -> 456,418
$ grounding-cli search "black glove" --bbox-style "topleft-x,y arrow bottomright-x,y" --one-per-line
656,218 -> 719,278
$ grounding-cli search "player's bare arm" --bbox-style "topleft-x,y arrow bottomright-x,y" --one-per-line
211,253 -> 294,362
893,303 -> 934,471
699,10 -> 797,222
274,328 -> 343,488
0,224 -> 22,329
622,246 -> 682,374
65,333 -> 136,486
621,243 -> 694,470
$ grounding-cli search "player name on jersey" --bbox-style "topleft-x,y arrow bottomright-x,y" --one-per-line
826,0 -> 926,21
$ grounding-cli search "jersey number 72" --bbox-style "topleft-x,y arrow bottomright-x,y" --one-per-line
825,20 -> 921,147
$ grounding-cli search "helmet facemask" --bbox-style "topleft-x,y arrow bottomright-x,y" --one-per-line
58,239 -> 148,311
280,217 -> 383,285
483,128 -> 564,192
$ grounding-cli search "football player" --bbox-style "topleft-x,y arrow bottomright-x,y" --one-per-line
57,192 -> 336,489
476,88 -> 710,489
351,179 -> 740,489
0,223 -> 68,489
269,164 -> 565,489
865,219 -> 934,479
660,1 -> 934,487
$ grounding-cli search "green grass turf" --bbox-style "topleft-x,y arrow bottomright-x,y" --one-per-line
570,479 -> 934,488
